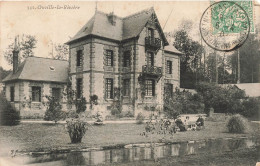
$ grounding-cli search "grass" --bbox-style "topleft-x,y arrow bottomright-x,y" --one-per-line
0,121 -> 259,153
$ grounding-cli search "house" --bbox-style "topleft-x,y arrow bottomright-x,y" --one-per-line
2,39 -> 69,118
3,8 -> 182,118
66,8 -> 183,117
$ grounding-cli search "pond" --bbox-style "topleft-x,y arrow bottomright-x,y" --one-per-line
2,137 -> 259,166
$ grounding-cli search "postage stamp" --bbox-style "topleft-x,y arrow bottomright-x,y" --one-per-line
211,1 -> 254,34
200,1 -> 251,52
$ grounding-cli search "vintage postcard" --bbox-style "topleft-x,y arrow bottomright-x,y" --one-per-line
0,1 -> 260,166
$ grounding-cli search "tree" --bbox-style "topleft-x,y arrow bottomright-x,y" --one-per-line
227,34 -> 260,83
196,82 -> 246,115
205,53 -> 232,84
173,29 -> 204,88
4,35 -> 37,65
53,43 -> 69,60
44,96 -> 65,123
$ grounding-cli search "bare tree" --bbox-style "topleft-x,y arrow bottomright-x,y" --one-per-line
4,35 -> 37,65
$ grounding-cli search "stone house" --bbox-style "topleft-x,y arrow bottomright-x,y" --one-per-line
3,41 -> 69,118
66,8 -> 183,117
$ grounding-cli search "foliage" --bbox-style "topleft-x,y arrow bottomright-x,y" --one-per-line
164,87 -> 204,119
65,118 -> 88,143
240,98 -> 260,119
226,114 -> 249,133
0,93 -> 20,126
4,35 -> 37,65
124,111 -> 134,118
43,96 -> 65,123
227,32 -> 260,83
53,43 -> 69,60
75,97 -> 87,113
142,118 -> 177,138
110,87 -> 122,116
0,67 -> 10,82
173,28 -> 204,88
196,82 -> 246,115
205,53 -> 233,84
136,112 -> 145,124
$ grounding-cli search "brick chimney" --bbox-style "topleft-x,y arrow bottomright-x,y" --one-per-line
13,36 -> 19,73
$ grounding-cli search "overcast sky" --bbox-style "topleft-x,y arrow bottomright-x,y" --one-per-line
0,1 -> 259,70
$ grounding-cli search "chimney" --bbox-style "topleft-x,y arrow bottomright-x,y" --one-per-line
13,36 -> 20,73
108,12 -> 116,26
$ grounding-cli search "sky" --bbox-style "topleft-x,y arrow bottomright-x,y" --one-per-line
0,1 -> 259,70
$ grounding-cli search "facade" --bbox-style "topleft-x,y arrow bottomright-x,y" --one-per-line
66,8 -> 183,117
3,44 -> 69,118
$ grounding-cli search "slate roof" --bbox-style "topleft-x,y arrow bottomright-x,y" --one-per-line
3,57 -> 69,83
66,7 -> 168,45
164,45 -> 184,55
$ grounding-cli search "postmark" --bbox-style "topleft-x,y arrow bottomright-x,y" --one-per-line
200,1 -> 251,52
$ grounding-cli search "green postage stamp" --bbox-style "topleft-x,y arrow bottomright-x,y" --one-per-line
211,1 -> 254,34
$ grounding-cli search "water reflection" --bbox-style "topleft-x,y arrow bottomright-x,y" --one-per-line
8,137 -> 260,166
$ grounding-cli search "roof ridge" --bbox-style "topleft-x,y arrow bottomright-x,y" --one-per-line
96,10 -> 123,19
123,7 -> 154,20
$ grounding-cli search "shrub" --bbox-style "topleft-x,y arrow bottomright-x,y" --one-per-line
66,118 -> 88,143
44,96 -> 65,123
164,88 -> 204,119
75,97 -> 87,113
0,94 -> 20,126
136,112 -> 145,124
241,98 -> 260,119
125,111 -> 134,118
226,114 -> 249,133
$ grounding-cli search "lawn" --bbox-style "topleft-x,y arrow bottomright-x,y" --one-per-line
0,121 -> 259,154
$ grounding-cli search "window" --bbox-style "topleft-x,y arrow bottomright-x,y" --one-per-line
148,28 -> 154,39
52,88 -> 61,101
10,86 -> 14,102
164,83 -> 173,97
145,79 -> 155,96
76,50 -> 83,67
123,79 -> 130,96
32,86 -> 41,102
105,50 -> 113,66
105,78 -> 113,99
166,61 -> 172,74
76,78 -> 83,99
147,52 -> 154,66
123,51 -> 131,67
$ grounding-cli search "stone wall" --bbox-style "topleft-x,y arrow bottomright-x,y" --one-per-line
5,81 -> 67,119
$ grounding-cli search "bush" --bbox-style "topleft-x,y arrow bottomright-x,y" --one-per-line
164,88 -> 204,119
241,98 -> 260,119
44,96 -> 65,123
75,97 -> 87,113
66,118 -> 88,143
226,114 -> 249,133
136,112 -> 144,124
0,94 -> 20,126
